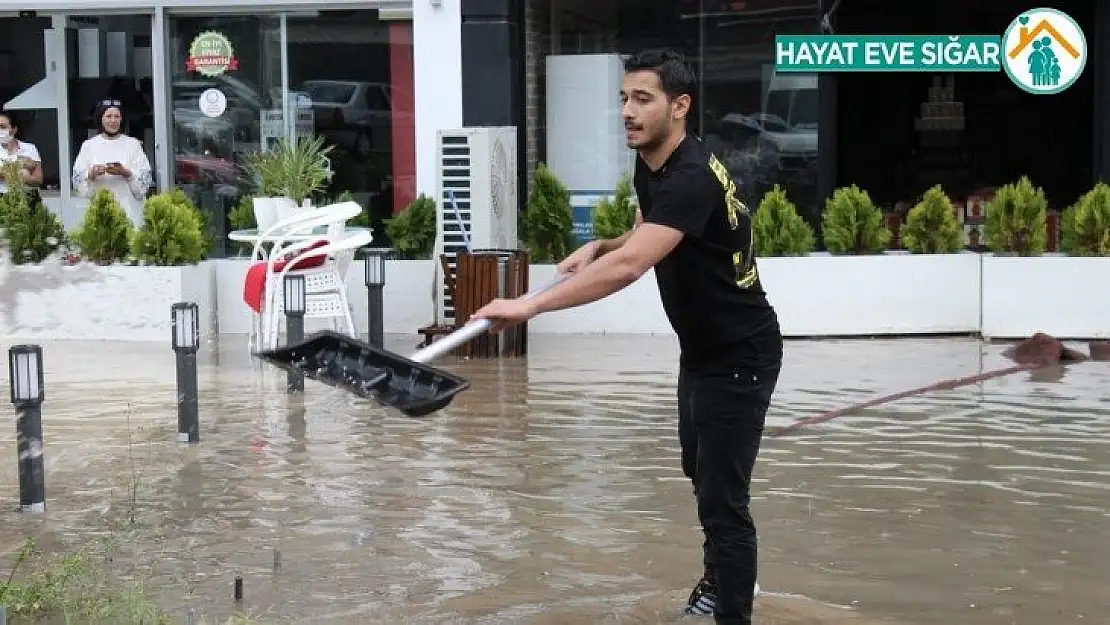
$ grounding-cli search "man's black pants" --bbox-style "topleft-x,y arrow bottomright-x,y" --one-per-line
678,364 -> 780,625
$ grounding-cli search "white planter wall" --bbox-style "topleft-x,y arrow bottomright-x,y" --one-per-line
527,253 -> 981,336
760,253 -> 982,336
8,254 -> 1109,342
526,263 -> 672,334
981,255 -> 1110,339
0,261 -> 215,342
213,259 -> 436,337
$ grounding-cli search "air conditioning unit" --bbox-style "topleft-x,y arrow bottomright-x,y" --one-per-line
434,126 -> 519,324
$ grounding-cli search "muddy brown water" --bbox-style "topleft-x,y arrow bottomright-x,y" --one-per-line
0,335 -> 1107,624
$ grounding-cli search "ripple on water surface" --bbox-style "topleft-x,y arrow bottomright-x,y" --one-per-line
0,336 -> 1107,624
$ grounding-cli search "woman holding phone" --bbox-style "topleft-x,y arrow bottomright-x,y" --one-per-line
71,99 -> 153,226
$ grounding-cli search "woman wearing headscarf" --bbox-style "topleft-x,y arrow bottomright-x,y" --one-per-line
71,98 -> 153,226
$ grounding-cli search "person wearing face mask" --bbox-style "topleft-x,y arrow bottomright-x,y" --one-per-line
71,99 -> 153,226
0,110 -> 44,194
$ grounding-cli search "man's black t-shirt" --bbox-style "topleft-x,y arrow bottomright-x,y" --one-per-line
634,135 -> 782,372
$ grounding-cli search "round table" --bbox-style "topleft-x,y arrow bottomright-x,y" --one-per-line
227,226 -> 372,245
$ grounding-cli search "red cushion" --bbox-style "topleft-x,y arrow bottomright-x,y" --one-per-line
274,239 -> 329,272
242,239 -> 329,313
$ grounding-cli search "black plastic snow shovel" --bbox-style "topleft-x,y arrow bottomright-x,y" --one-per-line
253,274 -> 569,417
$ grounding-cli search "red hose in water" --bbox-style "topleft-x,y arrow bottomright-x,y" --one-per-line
770,333 -> 1098,438
770,363 -> 1033,437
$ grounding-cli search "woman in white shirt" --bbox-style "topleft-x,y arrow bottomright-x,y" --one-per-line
71,99 -> 153,226
0,111 -> 44,194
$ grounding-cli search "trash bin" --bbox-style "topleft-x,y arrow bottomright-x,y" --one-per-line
452,248 -> 530,358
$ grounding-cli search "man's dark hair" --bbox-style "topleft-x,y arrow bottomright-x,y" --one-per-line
623,49 -> 698,100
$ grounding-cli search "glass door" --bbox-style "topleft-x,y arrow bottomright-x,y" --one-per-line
25,13 -> 157,231
167,14 -> 282,256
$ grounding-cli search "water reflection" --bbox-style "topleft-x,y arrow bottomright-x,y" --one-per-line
0,335 -> 1107,623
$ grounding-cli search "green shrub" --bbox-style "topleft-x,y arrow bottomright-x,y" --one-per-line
752,185 -> 815,256
522,162 -> 575,262
1060,182 -> 1110,256
821,184 -> 890,254
984,176 -> 1047,256
900,184 -> 963,254
72,189 -> 132,264
228,195 -> 257,230
384,194 -> 436,259
131,192 -> 207,266
161,187 -> 212,256
592,174 -> 636,240
0,188 -> 66,265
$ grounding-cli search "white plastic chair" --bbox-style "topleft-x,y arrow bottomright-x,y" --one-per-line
246,201 -> 356,262
262,228 -> 373,350
246,202 -> 363,351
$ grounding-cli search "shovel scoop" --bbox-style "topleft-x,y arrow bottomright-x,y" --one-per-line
253,330 -> 471,417
253,274 -> 568,417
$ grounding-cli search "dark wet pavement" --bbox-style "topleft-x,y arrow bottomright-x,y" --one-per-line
0,335 -> 1107,624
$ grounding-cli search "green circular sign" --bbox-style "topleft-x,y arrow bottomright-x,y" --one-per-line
188,31 -> 238,77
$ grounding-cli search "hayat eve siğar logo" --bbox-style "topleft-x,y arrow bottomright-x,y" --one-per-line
1001,8 -> 1087,95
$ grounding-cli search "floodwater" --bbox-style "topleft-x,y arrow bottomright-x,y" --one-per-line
0,334 -> 1108,624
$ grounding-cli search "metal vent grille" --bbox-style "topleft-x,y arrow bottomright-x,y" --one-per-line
439,134 -> 472,323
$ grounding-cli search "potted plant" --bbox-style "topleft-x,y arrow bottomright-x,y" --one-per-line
982,179 -> 1110,340
0,161 -> 67,264
821,184 -> 890,255
384,194 -> 436,259
3,190 -> 216,342
983,175 -> 1047,256
592,174 -> 636,240
900,184 -> 963,254
131,192 -> 207,266
1059,182 -> 1110,257
751,184 -> 815,257
243,135 -> 334,231
773,183 -> 979,337
71,188 -> 133,265
522,163 -> 575,263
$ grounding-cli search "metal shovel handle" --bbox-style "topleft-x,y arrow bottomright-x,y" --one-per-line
409,273 -> 570,364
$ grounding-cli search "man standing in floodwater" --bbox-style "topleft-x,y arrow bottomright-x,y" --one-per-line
471,49 -> 784,624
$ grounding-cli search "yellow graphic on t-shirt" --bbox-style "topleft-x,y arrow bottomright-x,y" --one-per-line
708,154 -> 757,289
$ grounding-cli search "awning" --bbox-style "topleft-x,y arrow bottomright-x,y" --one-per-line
4,77 -> 56,111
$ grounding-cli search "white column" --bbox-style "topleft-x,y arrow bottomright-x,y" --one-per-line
412,0 -> 462,199
50,15 -> 74,229
151,7 -> 171,192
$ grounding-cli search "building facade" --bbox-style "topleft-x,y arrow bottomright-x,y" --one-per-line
2,0 -> 415,256
5,0 -> 1108,256
441,0 -> 1110,246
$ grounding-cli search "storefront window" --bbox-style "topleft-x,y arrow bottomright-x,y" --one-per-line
167,10 -> 415,256
532,0 -> 820,226
168,15 -> 281,255
1,17 -> 66,224
285,10 -> 415,247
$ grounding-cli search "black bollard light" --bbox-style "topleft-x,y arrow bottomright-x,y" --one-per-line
172,302 -> 201,443
9,344 -> 45,513
284,273 -> 306,393
363,247 -> 391,348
